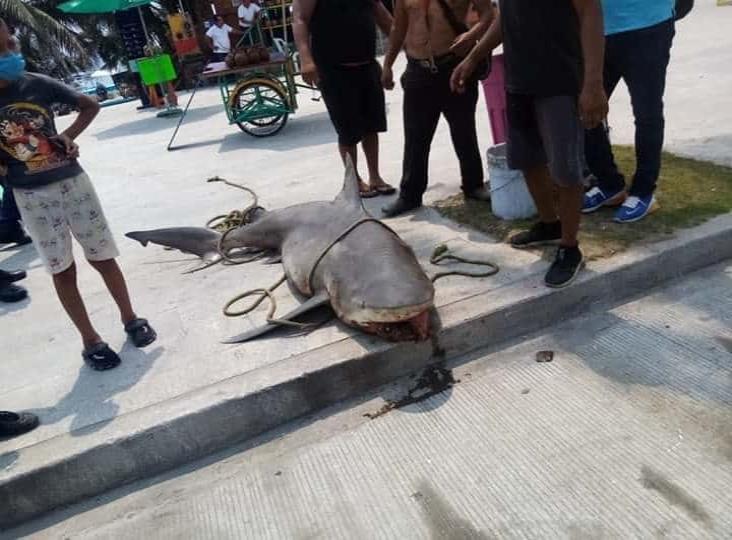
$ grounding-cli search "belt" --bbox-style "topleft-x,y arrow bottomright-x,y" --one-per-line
407,53 -> 458,72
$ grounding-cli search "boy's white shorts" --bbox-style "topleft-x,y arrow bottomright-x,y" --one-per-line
14,172 -> 119,274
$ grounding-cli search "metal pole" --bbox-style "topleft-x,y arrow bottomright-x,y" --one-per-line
138,5 -> 151,47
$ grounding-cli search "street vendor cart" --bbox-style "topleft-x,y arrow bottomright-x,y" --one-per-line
167,0 -> 309,150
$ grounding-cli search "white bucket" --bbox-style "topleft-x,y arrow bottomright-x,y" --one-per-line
487,144 -> 537,220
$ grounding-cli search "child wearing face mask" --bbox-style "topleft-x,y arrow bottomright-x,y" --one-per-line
0,17 -> 157,371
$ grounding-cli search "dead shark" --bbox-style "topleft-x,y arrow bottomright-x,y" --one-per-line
126,159 -> 435,343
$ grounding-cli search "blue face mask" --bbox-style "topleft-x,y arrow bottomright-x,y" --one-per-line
0,53 -> 26,81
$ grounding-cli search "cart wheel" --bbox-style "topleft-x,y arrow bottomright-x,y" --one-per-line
229,77 -> 290,137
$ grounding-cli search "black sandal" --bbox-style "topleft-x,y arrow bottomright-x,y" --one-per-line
83,343 -> 121,371
125,318 -> 157,348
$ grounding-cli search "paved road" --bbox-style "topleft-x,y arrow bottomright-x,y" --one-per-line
1,1 -> 730,457
11,261 -> 731,539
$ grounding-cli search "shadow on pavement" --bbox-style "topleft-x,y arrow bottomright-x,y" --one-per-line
551,293 -> 732,407
29,346 -> 163,436
165,110 -> 336,154
95,105 -> 224,141
0,450 -> 19,472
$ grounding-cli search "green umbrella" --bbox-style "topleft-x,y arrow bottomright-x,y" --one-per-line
58,0 -> 154,54
57,0 -> 152,14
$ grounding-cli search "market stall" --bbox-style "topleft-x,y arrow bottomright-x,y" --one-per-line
166,0 -> 316,149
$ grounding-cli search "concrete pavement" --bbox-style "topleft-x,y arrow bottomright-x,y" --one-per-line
9,261 -> 731,539
1,0 -> 731,529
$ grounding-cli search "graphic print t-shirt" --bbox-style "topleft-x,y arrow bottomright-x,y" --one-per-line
0,73 -> 83,189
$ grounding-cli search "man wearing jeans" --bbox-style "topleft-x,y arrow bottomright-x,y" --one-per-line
583,0 -> 675,223
380,0 -> 494,217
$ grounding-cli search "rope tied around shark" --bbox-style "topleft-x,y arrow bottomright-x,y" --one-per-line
126,160 -> 501,344
206,176 -> 268,266
214,181 -> 499,331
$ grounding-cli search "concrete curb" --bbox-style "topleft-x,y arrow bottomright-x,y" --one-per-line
1,215 -> 731,530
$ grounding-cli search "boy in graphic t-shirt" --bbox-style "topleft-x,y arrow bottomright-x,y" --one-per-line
0,18 -> 156,370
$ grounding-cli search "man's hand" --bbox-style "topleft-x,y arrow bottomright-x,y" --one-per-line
301,60 -> 319,87
52,133 -> 80,159
578,80 -> 608,129
382,65 -> 395,90
450,32 -> 475,57
450,56 -> 477,94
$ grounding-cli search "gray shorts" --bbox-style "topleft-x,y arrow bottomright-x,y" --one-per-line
505,93 -> 584,186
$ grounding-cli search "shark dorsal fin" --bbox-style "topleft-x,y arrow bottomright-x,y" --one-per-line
336,155 -> 364,209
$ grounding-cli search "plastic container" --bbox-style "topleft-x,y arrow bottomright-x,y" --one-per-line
487,144 -> 537,220
481,54 -> 508,145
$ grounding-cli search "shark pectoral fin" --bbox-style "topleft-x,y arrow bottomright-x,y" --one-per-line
221,292 -> 331,344
183,252 -> 224,274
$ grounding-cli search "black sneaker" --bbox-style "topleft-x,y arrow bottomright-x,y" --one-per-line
545,245 -> 584,288
510,221 -> 562,249
0,411 -> 40,439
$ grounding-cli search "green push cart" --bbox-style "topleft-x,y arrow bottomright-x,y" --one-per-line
167,52 -> 302,150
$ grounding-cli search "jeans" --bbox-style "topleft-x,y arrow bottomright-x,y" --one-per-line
585,19 -> 675,198
399,59 -> 484,204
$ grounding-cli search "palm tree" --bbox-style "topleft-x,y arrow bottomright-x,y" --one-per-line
2,0 -> 203,81
0,0 -> 91,77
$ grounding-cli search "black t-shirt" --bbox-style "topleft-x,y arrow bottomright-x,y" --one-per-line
0,73 -> 83,189
310,0 -> 377,67
499,0 -> 583,97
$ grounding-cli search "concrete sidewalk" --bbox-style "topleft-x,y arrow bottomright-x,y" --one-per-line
10,261 -> 732,539
1,1 -> 731,528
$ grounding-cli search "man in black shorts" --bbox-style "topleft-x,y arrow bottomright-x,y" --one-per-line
294,0 -> 395,197
452,0 -> 607,288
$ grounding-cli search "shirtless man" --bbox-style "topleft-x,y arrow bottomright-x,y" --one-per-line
381,0 -> 494,217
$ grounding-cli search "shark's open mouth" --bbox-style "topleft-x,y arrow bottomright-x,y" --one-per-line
358,309 -> 432,342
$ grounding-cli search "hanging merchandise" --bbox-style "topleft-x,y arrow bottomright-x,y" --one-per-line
169,12 -> 200,57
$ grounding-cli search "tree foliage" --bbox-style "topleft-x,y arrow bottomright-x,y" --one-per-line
0,0 -> 189,78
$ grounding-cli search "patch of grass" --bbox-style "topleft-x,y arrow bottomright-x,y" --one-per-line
434,146 -> 732,260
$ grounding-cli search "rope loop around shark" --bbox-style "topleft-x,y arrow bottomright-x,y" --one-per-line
126,157 -> 498,344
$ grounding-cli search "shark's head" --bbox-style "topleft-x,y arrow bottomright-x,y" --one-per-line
324,227 -> 435,342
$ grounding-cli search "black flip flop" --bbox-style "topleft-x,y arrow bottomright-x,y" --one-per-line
359,188 -> 379,199
83,343 -> 121,371
374,183 -> 397,196
125,318 -> 157,348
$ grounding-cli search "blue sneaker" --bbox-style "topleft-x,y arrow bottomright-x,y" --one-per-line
614,195 -> 659,223
582,187 -> 627,214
